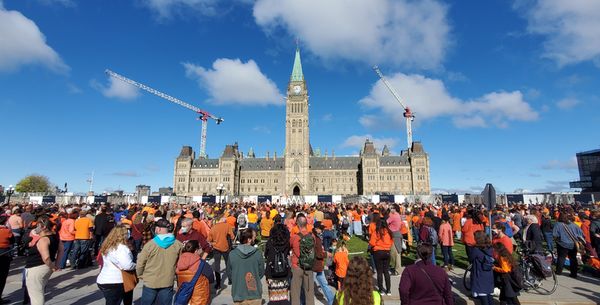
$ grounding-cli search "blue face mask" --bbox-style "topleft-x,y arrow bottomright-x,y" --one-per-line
127,230 -> 131,239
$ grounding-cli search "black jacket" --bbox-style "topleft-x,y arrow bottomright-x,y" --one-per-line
94,213 -> 110,236
525,223 -> 544,253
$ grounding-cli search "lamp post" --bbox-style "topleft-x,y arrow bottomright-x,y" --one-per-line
6,185 -> 15,205
217,183 -> 225,204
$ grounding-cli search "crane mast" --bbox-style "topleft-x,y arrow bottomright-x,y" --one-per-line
105,69 -> 223,158
373,66 -> 414,150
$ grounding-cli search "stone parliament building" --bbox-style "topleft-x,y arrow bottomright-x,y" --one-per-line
173,49 -> 430,198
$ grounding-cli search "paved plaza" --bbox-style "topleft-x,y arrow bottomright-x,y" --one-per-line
3,256 -> 599,305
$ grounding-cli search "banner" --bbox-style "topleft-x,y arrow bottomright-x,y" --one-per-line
147,195 -> 161,203
42,196 -> 56,203
317,195 -> 333,203
441,194 -> 459,204
258,195 -> 272,203
202,195 -> 216,203
506,194 -> 524,206
94,195 -> 108,203
379,194 -> 394,202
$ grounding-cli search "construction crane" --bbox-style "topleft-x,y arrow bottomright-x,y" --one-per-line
105,69 -> 223,158
373,66 -> 415,151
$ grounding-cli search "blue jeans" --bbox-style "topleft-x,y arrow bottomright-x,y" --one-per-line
412,227 -> 420,243
314,271 -> 334,305
477,294 -> 494,305
322,230 -> 334,252
141,286 -> 173,305
544,231 -> 554,253
59,240 -> 74,269
430,244 -> 437,265
70,239 -> 91,269
441,245 -> 454,266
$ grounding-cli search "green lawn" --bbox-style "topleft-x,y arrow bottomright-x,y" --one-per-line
345,236 -> 471,269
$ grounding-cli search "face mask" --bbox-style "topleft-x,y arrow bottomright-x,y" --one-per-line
181,227 -> 188,233
127,230 -> 131,239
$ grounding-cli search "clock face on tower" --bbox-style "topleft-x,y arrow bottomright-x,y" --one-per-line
293,85 -> 302,95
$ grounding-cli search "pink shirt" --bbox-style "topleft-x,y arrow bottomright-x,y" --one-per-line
8,215 -> 23,230
387,213 -> 402,232
438,222 -> 454,246
59,218 -> 76,241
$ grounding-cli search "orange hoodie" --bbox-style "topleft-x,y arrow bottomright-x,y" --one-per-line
369,230 -> 393,251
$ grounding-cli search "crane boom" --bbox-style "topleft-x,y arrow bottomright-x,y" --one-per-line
105,69 -> 223,158
372,66 -> 414,150
373,66 -> 408,110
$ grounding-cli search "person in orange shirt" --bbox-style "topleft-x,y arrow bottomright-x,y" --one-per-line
411,212 -> 421,244
462,211 -> 485,260
71,210 -> 94,269
0,214 -> 14,303
369,219 -> 393,295
452,209 -> 462,239
351,207 -> 363,236
58,212 -> 77,269
321,215 -> 335,252
333,240 -> 349,290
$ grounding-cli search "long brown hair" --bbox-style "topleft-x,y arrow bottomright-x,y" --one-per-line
100,225 -> 129,256
336,256 -> 374,305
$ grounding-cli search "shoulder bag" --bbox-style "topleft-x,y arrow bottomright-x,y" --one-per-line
418,267 -> 447,305
562,223 -> 586,254
174,260 -> 206,305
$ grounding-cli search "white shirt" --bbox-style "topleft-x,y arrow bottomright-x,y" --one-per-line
96,244 -> 136,284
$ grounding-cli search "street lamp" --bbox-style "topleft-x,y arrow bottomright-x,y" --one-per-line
6,185 -> 15,205
217,183 -> 225,204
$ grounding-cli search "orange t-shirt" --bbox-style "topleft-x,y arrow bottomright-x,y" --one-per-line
452,213 -> 462,232
74,217 -> 93,240
0,227 -> 13,248
142,206 -> 156,215
334,250 -> 349,278
322,219 -> 333,230
291,224 -> 313,235
352,211 -> 361,222
58,218 -> 75,241
369,230 -> 393,251
226,216 -> 236,229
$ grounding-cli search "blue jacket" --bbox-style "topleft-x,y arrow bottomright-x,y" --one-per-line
553,222 -> 583,250
470,247 -> 495,295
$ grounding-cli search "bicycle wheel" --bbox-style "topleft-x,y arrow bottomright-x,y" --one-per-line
463,264 -> 472,291
531,270 -> 558,295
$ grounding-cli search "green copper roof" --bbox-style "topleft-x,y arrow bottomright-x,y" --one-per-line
291,48 -> 304,81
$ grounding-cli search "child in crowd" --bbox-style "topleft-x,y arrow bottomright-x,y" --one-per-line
333,240 -> 349,290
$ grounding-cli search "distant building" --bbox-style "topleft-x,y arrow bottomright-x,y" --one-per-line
570,148 -> 600,193
159,187 -> 174,196
135,185 -> 151,200
174,48 -> 431,197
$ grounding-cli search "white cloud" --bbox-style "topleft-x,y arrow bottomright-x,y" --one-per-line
540,157 -> 577,170
252,126 -> 271,134
359,72 -> 539,128
556,97 -> 580,109
253,0 -> 450,69
342,134 -> 398,152
37,0 -> 75,6
0,4 -> 68,73
322,114 -> 333,122
184,59 -> 283,106
140,0 -> 220,19
515,0 -> 600,67
92,76 -> 140,100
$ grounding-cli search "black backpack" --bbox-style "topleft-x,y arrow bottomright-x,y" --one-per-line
269,249 -> 289,278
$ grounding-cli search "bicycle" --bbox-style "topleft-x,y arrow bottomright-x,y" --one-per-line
516,244 -> 558,295
462,245 -> 557,295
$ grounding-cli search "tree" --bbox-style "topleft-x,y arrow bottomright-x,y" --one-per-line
15,175 -> 52,193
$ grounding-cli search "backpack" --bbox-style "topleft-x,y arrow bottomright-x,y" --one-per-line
269,249 -> 290,278
237,214 -> 247,228
427,226 -> 439,245
341,217 -> 350,229
298,233 -> 315,270
509,264 -> 524,291
530,254 -> 553,278
501,221 -> 514,238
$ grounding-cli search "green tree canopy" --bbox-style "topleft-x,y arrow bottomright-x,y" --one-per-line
15,175 -> 52,193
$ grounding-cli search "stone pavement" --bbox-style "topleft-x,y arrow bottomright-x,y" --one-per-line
3,256 -> 599,304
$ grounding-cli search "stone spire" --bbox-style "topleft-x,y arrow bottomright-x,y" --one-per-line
382,145 -> 390,156
291,47 -> 304,82
247,147 -> 255,158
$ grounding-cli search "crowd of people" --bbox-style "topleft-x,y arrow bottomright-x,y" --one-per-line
0,199 -> 598,305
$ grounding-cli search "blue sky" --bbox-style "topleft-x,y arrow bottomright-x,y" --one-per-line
1,0 -> 598,194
